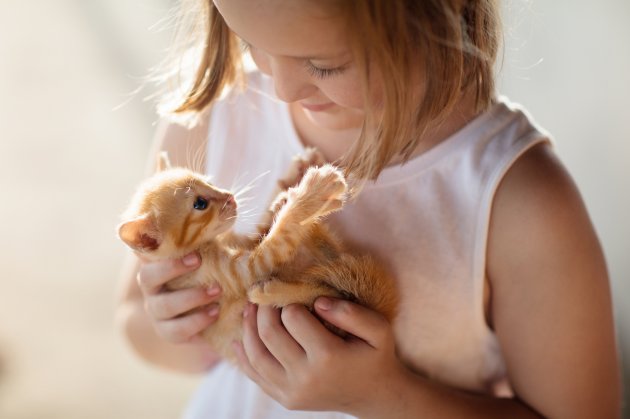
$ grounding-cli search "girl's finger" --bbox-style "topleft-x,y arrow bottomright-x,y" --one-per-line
241,304 -> 285,382
155,308 -> 219,343
147,286 -> 221,320
314,297 -> 391,349
256,304 -> 305,369
232,340 -> 272,390
137,252 -> 201,294
279,304 -> 341,356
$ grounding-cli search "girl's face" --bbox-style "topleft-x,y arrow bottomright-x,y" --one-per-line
214,0 -> 372,131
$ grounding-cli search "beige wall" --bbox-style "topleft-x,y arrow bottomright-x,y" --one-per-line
498,3 -> 629,415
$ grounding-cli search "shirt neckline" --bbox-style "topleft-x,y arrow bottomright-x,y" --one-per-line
263,74 -> 513,189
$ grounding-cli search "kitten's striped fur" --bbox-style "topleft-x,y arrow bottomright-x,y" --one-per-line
118,149 -> 397,362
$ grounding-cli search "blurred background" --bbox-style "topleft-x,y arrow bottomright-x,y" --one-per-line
0,0 -> 627,418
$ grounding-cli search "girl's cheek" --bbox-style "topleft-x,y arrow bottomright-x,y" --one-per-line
322,77 -> 366,110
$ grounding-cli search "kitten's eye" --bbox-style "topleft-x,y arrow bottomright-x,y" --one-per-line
193,196 -> 209,210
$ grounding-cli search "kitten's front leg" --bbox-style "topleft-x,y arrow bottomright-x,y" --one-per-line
257,148 -> 326,236
245,165 -> 346,280
280,164 -> 347,225
277,147 -> 326,191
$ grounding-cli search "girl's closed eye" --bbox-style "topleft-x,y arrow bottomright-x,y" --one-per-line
241,38 -> 347,80
305,61 -> 348,80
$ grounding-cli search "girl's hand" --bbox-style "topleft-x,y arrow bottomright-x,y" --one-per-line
233,297 -> 407,414
136,252 -> 222,344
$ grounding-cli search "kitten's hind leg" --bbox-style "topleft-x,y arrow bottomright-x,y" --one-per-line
248,278 -> 342,308
248,276 -> 351,338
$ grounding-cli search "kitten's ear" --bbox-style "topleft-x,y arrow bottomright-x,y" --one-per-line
118,214 -> 162,252
156,151 -> 172,172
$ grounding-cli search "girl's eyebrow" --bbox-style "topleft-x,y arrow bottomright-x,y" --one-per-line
297,51 -> 351,60
290,51 -> 350,61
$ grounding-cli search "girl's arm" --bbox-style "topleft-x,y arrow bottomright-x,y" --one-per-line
116,117 -> 223,373
234,143 -> 620,418
484,143 -> 620,418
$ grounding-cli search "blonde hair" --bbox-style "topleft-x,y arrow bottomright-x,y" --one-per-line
162,0 -> 501,180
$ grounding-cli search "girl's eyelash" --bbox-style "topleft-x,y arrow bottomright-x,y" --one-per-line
240,39 -> 345,80
305,62 -> 347,79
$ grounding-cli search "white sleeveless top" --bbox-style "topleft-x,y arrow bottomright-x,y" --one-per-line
182,72 -> 550,418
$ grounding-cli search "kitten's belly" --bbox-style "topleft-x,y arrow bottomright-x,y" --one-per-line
165,270 -> 199,290
203,296 -> 247,363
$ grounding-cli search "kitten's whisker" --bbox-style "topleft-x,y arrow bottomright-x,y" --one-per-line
233,183 -> 256,198
233,171 -> 271,198
221,198 -> 238,214
233,187 -> 252,198
195,145 -> 205,173
235,196 -> 254,204
236,211 -> 257,218
229,209 -> 258,219
238,220 -> 259,228
185,139 -> 207,173
230,170 -> 249,193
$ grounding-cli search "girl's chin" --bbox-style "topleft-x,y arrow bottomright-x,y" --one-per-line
301,106 -> 364,131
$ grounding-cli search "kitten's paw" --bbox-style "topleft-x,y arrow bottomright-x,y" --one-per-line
248,279 -> 287,307
278,148 -> 326,190
304,165 -> 347,198
298,165 -> 347,217
270,191 -> 289,214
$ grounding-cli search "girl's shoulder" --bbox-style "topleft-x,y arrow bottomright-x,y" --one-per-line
485,139 -> 618,416
488,138 -> 589,262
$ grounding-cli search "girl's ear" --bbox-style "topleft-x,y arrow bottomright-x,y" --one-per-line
156,151 -> 172,172
118,214 -> 161,252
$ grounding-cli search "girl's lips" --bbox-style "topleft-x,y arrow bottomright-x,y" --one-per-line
300,102 -> 335,112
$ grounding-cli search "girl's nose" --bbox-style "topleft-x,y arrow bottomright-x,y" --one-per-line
270,59 -> 317,103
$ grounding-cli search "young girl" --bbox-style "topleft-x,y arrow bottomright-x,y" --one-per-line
116,0 -> 621,417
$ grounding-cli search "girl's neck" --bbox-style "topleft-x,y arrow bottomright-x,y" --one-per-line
290,93 -> 479,167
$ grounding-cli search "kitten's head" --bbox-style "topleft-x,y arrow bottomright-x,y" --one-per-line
118,153 -> 237,259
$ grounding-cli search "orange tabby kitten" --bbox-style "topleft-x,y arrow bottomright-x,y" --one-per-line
118,150 -> 397,362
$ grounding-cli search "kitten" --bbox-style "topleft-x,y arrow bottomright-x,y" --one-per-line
118,149 -> 397,362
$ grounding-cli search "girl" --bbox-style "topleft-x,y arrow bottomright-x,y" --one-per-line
116,0 -> 621,417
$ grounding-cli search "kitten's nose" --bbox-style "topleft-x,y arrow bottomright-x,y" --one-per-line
226,195 -> 237,209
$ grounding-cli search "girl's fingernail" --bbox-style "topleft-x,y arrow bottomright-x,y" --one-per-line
208,304 -> 219,317
183,253 -> 200,266
207,286 -> 221,296
315,297 -> 333,310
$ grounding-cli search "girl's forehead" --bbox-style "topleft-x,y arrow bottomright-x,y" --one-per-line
214,0 -> 348,58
